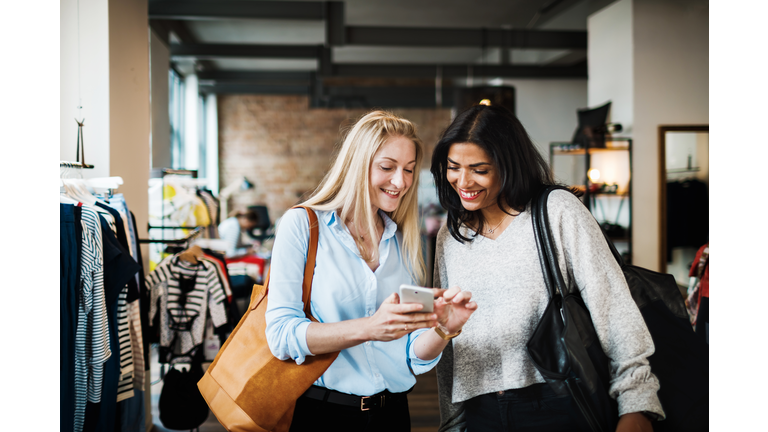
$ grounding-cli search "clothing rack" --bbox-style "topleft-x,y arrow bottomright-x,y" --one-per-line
148,168 -> 199,243
139,226 -> 203,245
60,160 -> 95,169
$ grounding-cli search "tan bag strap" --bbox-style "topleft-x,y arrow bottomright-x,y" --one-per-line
295,206 -> 320,322
258,206 -> 320,322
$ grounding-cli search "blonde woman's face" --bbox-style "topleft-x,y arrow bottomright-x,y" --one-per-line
369,136 -> 417,213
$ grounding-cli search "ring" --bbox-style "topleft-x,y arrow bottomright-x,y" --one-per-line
404,324 -> 408,331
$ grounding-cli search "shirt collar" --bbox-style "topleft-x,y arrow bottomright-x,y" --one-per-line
323,208 -> 398,241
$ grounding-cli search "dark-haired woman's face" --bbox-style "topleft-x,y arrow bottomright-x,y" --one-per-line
446,143 -> 501,214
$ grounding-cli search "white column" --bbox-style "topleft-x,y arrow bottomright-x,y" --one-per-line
184,73 -> 199,170
205,93 -> 219,194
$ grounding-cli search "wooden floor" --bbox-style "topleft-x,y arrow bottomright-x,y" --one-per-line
149,346 -> 441,432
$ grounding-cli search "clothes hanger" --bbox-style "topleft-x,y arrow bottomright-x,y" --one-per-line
63,179 -> 97,206
178,244 -> 205,265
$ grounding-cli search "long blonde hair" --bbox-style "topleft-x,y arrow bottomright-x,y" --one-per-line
302,110 -> 426,284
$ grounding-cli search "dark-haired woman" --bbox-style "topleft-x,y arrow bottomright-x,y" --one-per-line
430,104 -> 664,432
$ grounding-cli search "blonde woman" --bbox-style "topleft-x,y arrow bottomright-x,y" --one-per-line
265,111 -> 477,431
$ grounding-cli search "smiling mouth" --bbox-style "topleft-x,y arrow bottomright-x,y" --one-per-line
459,189 -> 482,200
382,189 -> 401,198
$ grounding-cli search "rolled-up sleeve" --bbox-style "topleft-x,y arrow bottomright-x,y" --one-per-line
406,328 -> 442,374
265,209 -> 314,365
549,190 -> 665,419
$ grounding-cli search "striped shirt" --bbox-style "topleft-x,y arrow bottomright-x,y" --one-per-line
108,194 -> 147,390
74,206 -> 111,432
96,205 -> 135,403
147,256 -> 228,358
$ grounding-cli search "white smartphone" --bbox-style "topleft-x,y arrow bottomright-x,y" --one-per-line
399,284 -> 434,313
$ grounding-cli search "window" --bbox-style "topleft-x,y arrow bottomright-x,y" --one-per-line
169,68 -> 185,169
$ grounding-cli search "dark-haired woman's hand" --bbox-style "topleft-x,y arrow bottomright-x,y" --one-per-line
615,412 -> 653,432
433,286 -> 478,335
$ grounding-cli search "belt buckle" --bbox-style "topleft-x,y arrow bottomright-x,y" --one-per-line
360,396 -> 371,411
360,395 -> 385,411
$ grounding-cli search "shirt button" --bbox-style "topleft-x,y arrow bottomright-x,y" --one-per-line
367,309 -> 373,316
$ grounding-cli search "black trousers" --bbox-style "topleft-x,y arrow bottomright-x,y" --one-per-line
465,383 -> 593,432
289,389 -> 411,432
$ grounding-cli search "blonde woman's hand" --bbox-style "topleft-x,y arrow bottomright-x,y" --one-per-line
433,286 -> 478,334
365,293 -> 438,342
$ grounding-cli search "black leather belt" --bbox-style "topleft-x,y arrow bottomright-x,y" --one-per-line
301,385 -> 411,411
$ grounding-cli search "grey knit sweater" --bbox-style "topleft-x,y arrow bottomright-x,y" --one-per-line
434,190 -> 664,431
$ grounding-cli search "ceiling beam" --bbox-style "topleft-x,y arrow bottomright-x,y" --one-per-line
148,0 -> 342,21
325,2 -> 345,46
170,43 -> 324,60
332,62 -> 587,79
197,71 -> 314,82
195,61 -> 586,83
199,83 -> 313,95
151,19 -> 215,71
345,26 -> 586,49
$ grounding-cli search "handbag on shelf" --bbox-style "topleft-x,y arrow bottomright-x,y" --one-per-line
527,185 -> 709,432
198,206 -> 340,432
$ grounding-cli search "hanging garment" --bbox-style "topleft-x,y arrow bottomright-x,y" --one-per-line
94,203 -> 137,403
61,204 -> 81,432
197,189 -> 220,238
73,206 -> 111,432
688,244 -> 709,344
666,180 -> 709,258
83,213 -> 141,432
147,256 -> 228,363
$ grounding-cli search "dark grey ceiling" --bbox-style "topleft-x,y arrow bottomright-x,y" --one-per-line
149,0 -> 614,107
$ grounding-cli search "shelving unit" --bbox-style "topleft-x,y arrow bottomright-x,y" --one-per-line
550,138 -> 633,262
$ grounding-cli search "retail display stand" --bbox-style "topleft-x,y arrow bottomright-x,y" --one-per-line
549,137 -> 633,263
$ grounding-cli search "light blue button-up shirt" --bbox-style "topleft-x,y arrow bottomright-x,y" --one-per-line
265,208 -> 440,396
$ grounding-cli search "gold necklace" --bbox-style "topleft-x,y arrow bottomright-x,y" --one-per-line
484,214 -> 510,234
348,217 -> 382,240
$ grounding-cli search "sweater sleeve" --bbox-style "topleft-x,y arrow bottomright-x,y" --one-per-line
434,226 -> 468,432
547,190 -> 665,419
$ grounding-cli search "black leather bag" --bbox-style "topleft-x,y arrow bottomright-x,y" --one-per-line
527,186 -> 617,432
527,185 -> 709,432
159,361 -> 210,430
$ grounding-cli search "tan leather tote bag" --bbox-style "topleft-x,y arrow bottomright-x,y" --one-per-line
198,206 -> 339,431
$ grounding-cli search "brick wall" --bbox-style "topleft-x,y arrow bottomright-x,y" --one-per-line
218,94 -> 452,222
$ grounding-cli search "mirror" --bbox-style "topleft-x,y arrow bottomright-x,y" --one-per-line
658,125 -> 709,291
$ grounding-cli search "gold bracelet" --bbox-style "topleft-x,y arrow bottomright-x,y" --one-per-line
434,326 -> 462,340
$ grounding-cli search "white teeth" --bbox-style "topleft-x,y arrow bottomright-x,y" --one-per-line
461,190 -> 480,198
383,189 -> 400,197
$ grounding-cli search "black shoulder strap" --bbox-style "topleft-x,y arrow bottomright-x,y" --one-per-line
532,186 -> 626,300
531,185 -> 570,298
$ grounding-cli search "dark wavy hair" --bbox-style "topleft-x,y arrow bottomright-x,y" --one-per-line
430,104 -> 556,243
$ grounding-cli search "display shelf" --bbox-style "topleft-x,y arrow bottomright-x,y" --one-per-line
550,138 -> 633,262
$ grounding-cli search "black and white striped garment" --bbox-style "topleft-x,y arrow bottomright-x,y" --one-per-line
127,300 -> 145,390
115,285 -> 134,402
147,256 -> 228,358
74,206 -> 111,432
98,211 -> 135,403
